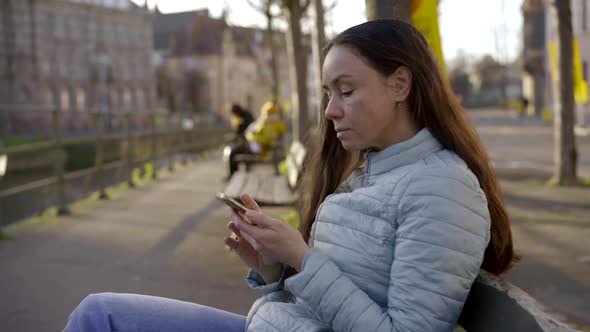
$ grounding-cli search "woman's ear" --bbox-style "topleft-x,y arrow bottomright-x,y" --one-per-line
387,66 -> 412,102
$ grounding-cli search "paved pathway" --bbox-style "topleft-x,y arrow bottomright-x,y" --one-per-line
0,153 -> 292,332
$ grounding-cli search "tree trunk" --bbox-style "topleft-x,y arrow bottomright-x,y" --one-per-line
311,0 -> 326,125
282,0 -> 310,142
247,0 -> 281,104
262,2 -> 280,104
551,0 -> 578,185
365,0 -> 411,23
266,13 -> 280,103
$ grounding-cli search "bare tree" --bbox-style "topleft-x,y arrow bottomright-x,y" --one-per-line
522,0 -> 547,118
247,0 -> 281,103
365,0 -> 411,22
550,0 -> 578,185
280,0 -> 311,142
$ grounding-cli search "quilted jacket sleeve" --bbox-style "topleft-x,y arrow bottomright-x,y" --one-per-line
284,166 -> 491,332
246,265 -> 290,295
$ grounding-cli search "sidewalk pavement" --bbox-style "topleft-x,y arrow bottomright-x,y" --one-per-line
0,152 -> 291,332
0,116 -> 589,331
495,168 -> 590,329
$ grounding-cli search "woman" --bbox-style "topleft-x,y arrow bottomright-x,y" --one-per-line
63,20 -> 517,332
230,103 -> 255,139
225,103 -> 255,179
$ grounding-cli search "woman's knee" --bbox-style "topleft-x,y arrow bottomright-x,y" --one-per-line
64,293 -> 117,332
76,293 -> 115,314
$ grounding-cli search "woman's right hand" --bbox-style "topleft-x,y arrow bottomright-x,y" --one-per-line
223,194 -> 282,283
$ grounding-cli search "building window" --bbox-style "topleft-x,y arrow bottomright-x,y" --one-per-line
136,89 -> 145,109
60,88 -> 70,111
76,89 -> 86,110
42,88 -> 53,108
123,89 -> 131,110
110,88 -> 118,112
40,60 -> 51,78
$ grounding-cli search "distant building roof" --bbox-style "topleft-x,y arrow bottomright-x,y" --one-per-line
230,26 -> 265,57
63,0 -> 146,12
153,9 -> 226,55
152,9 -> 289,59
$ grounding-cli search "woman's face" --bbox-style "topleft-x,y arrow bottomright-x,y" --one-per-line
322,45 -> 413,151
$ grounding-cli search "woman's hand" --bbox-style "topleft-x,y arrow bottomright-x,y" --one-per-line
223,194 -> 282,282
233,201 -> 310,272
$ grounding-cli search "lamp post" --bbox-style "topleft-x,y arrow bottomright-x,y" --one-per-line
95,51 -> 111,197
96,52 -> 111,114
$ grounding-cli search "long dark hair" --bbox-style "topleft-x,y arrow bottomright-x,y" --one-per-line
298,19 -> 517,275
230,104 -> 252,120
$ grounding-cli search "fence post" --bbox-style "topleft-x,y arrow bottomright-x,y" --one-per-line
125,111 -> 136,188
0,190 -> 5,238
151,112 -> 158,179
168,116 -> 175,172
94,111 -> 108,199
182,116 -> 189,165
52,109 -> 70,215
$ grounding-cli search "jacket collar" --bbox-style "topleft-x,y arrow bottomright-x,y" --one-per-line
364,128 -> 443,176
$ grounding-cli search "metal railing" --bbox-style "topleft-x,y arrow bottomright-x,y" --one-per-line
0,106 -> 229,228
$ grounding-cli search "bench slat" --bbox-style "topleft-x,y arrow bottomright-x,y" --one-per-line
223,141 -> 305,206
224,171 -> 247,199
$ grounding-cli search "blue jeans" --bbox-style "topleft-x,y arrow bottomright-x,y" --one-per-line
63,293 -> 246,332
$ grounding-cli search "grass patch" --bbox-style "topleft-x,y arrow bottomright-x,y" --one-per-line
547,176 -> 590,187
2,162 -> 160,233
0,230 -> 10,241
278,160 -> 288,176
0,147 -> 222,236
0,135 -> 42,147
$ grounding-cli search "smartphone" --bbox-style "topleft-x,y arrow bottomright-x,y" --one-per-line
216,192 -> 247,213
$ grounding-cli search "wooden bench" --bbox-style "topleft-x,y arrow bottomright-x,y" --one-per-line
458,270 -> 580,331
233,141 -> 284,175
223,141 -> 306,206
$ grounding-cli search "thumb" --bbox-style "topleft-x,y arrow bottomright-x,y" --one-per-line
240,193 -> 260,212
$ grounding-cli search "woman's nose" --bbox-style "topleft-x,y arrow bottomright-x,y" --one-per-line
324,98 -> 342,120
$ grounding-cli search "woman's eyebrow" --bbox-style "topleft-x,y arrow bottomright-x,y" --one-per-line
322,74 -> 353,89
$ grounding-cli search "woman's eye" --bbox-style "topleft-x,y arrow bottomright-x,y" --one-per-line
341,90 -> 353,97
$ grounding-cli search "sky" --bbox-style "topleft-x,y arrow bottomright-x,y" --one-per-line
132,0 -> 523,63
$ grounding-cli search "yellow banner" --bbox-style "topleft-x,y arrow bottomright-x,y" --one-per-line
548,38 -> 588,104
411,0 -> 445,72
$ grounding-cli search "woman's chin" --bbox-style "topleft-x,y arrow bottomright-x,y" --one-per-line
339,139 -> 364,152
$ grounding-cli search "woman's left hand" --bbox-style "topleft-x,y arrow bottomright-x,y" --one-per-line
234,210 -> 310,272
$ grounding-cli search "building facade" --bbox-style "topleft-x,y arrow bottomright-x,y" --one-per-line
153,9 -> 319,121
0,0 -> 155,112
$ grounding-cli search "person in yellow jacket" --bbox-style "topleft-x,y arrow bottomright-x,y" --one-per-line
225,101 -> 286,179
245,101 -> 286,157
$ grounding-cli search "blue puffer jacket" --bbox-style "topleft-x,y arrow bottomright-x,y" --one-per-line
245,128 -> 491,332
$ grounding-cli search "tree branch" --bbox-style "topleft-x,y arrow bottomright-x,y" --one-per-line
247,0 -> 265,13
301,0 -> 311,11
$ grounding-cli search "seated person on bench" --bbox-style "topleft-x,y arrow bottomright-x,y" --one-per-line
226,101 -> 285,178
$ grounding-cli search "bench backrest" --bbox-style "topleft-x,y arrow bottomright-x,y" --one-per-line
459,270 -> 579,332
286,141 -> 307,189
